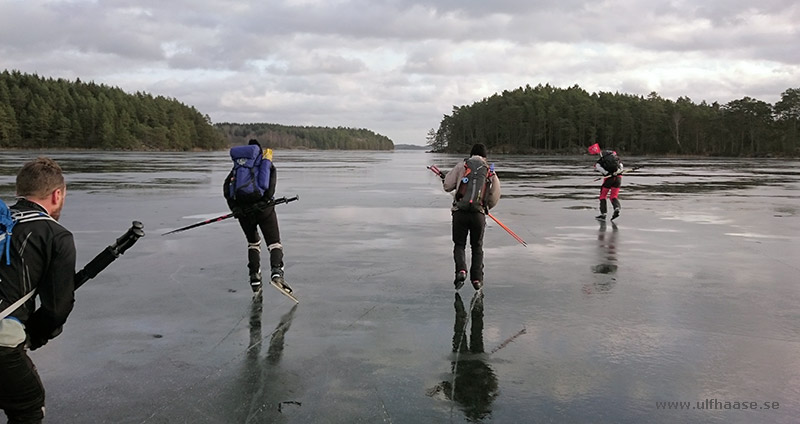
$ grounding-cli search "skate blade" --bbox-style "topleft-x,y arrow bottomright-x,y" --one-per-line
270,281 -> 299,303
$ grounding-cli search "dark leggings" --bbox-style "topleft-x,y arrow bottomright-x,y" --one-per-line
452,210 -> 486,282
0,343 -> 46,424
237,206 -> 283,274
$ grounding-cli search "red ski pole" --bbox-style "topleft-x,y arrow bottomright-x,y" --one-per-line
487,212 -> 527,247
427,165 -> 445,180
428,165 -> 527,247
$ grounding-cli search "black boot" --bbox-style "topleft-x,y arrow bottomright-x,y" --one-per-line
249,269 -> 262,293
454,270 -> 467,290
271,267 -> 292,293
597,199 -> 607,221
471,279 -> 483,290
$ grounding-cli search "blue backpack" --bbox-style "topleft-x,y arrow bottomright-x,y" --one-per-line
0,199 -> 15,265
225,145 -> 272,203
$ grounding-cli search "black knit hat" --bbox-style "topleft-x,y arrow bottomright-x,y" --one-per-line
470,143 -> 487,158
248,139 -> 262,149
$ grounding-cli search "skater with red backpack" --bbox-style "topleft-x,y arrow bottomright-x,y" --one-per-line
442,144 -> 501,290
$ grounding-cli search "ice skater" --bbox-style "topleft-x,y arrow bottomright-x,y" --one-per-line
588,143 -> 624,221
442,143 -> 501,290
223,139 -> 293,299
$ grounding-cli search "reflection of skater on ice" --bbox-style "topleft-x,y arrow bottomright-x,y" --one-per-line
238,299 -> 299,421
428,292 -> 498,421
585,220 -> 618,294
267,304 -> 297,365
247,298 -> 298,366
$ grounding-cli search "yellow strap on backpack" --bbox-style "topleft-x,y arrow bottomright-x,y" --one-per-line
263,148 -> 273,161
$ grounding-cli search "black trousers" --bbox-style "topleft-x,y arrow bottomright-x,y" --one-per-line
237,206 -> 283,274
452,210 -> 486,282
0,343 -> 45,424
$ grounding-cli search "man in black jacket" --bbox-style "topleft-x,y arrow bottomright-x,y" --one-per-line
0,157 -> 76,424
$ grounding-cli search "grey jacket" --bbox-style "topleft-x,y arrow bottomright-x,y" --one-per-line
443,155 -> 501,213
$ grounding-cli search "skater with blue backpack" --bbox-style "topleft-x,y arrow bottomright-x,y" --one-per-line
224,139 -> 294,300
0,157 -> 75,424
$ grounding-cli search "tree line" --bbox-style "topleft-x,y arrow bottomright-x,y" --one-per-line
428,83 -> 800,157
0,70 -> 395,151
0,70 -> 226,151
215,122 -> 394,150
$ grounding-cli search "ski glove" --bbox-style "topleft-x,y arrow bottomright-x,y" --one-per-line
230,206 -> 245,219
27,326 -> 62,351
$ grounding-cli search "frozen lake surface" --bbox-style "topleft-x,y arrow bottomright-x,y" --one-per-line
1,150 -> 799,423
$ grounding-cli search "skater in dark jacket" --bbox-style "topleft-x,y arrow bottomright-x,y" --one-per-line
0,157 -> 76,424
224,139 -> 291,295
588,143 -> 624,221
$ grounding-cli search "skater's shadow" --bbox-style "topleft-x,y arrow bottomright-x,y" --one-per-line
266,303 -> 297,365
428,292 -> 498,421
245,295 -> 299,374
585,220 -> 618,294
236,297 -> 299,421
247,294 -> 265,361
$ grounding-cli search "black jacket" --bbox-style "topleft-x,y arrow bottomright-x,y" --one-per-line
0,199 -> 76,342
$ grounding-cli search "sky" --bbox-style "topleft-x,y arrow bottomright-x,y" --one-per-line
1,0 -> 799,146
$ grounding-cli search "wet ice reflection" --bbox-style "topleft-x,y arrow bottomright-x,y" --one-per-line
1,151 -> 797,423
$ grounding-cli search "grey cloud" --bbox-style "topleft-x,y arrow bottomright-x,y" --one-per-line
268,53 -> 368,76
1,0 -> 799,144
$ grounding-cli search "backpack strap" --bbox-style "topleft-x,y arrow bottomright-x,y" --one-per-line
0,210 -> 51,265
0,289 -> 37,321
12,210 -> 53,223
0,209 -> 50,319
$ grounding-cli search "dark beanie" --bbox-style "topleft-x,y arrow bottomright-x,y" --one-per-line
470,143 -> 487,158
248,139 -> 262,149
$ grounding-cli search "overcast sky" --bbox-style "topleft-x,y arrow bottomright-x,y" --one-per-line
1,0 -> 799,145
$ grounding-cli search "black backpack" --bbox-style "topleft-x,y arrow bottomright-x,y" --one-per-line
455,157 -> 491,212
598,151 -> 620,174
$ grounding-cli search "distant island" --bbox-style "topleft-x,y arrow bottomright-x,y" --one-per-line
394,144 -> 427,150
0,70 -> 226,151
0,70 -> 394,151
429,83 -> 800,157
215,122 -> 393,150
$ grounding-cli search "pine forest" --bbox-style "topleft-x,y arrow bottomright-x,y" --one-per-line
429,84 -> 800,157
